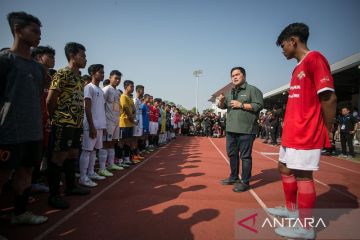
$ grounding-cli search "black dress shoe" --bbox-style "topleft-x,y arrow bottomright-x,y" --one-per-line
65,186 -> 90,196
48,195 -> 70,209
220,178 -> 240,185
233,182 -> 250,192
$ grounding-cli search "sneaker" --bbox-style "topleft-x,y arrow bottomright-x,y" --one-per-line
108,164 -> 124,171
117,161 -> 130,168
87,172 -> 106,180
338,154 -> 348,158
267,206 -> 299,218
135,154 -> 145,160
132,159 -> 141,164
98,169 -> 114,177
48,195 -> 70,209
124,160 -> 135,166
31,183 -> 49,193
275,226 -> 315,239
79,177 -> 97,188
11,211 -> 48,225
132,155 -> 143,161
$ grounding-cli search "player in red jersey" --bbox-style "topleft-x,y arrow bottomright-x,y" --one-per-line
268,23 -> 337,239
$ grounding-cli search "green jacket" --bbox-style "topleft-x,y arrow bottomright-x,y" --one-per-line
220,82 -> 263,134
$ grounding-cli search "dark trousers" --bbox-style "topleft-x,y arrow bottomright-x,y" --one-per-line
340,132 -> 355,156
226,132 -> 255,185
271,125 -> 279,144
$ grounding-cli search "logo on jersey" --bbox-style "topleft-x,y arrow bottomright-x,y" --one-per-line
297,71 -> 306,80
320,76 -> 330,83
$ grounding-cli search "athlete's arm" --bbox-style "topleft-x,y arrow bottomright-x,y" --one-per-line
319,90 -> 337,131
84,98 -> 96,139
46,89 -> 60,118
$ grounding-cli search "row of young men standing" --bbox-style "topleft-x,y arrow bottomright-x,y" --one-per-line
0,11 -> 179,225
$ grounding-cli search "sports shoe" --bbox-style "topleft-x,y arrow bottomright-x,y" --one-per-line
117,162 -> 130,169
267,206 -> 299,218
98,169 -> 114,177
136,154 -> 145,160
132,159 -> 141,164
88,172 -> 106,180
132,155 -> 143,161
79,177 -> 97,187
31,183 -> 49,193
338,154 -> 348,158
275,226 -> 315,239
124,160 -> 135,166
11,211 -> 48,225
48,195 -> 70,209
108,164 -> 124,171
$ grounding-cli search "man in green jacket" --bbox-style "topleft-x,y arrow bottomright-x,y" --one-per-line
218,66 -> 263,192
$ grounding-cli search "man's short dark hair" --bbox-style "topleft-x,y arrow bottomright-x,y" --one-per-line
7,12 -> 41,36
49,69 -> 57,78
31,45 -> 55,59
103,79 -> 110,86
154,98 -> 161,103
124,80 -> 134,89
230,67 -> 246,77
143,94 -> 150,99
87,64 -> 104,76
65,42 -> 86,61
276,23 -> 309,46
110,70 -> 122,77
81,74 -> 91,82
136,85 -> 144,91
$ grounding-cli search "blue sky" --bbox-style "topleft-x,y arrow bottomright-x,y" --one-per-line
1,0 -> 359,111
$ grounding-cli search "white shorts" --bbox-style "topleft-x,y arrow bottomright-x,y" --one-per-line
149,121 -> 159,135
82,129 -> 103,151
103,125 -> 119,141
133,125 -> 143,137
279,146 -> 321,171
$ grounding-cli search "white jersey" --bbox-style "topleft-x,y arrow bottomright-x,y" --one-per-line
83,83 -> 106,130
103,85 -> 120,125
133,97 -> 143,128
170,110 -> 175,126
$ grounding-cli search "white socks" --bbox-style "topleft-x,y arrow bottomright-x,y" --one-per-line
88,150 -> 97,175
99,149 -> 107,170
108,148 -> 115,166
79,150 -> 91,181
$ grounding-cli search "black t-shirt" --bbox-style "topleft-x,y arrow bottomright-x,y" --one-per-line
0,51 -> 45,144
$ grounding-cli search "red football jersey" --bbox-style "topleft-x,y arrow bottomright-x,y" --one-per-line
149,105 -> 160,122
282,51 -> 334,149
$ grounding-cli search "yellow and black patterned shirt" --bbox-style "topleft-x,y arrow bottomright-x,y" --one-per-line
50,67 -> 84,128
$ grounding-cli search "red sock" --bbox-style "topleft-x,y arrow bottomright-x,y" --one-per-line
297,180 -> 316,228
281,174 -> 297,211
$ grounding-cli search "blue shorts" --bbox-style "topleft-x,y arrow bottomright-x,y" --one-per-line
143,128 -> 150,135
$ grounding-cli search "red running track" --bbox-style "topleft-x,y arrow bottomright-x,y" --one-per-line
1,136 -> 359,239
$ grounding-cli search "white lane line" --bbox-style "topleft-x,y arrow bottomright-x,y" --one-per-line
208,138 -> 272,217
320,161 -> 360,175
254,149 -> 360,203
259,152 -> 279,156
35,147 -> 166,240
